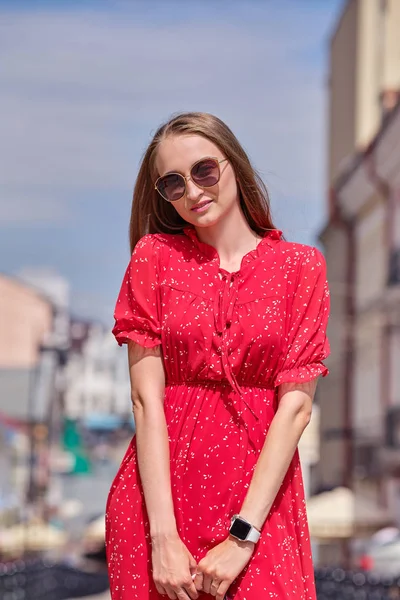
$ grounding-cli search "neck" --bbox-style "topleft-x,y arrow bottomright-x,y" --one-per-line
194,208 -> 261,265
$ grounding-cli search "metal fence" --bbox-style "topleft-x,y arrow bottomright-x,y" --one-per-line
0,559 -> 109,600
3,561 -> 400,600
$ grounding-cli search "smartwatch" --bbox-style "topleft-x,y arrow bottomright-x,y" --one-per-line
229,515 -> 261,544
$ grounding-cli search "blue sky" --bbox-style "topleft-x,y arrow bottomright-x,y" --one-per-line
0,0 -> 345,325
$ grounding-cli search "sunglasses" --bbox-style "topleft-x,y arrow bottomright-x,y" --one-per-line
154,157 -> 228,202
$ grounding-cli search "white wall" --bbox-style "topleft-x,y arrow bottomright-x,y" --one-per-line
64,326 -> 131,419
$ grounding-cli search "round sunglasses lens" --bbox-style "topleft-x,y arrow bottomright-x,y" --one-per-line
191,159 -> 220,187
157,173 -> 185,201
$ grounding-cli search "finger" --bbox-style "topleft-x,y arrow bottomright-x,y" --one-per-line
165,588 -> 177,600
216,580 -> 231,600
202,573 -> 213,595
183,580 -> 199,599
176,589 -> 191,600
188,552 -> 198,571
155,583 -> 167,596
210,579 -> 221,597
194,571 -> 203,592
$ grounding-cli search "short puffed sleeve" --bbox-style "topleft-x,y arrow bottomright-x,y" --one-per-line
274,246 -> 330,386
112,235 -> 161,348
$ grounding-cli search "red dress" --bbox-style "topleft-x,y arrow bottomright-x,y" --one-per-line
106,227 -> 330,600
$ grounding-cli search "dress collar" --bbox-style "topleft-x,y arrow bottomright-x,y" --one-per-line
182,226 -> 282,263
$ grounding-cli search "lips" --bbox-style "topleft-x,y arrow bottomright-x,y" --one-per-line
191,200 -> 213,211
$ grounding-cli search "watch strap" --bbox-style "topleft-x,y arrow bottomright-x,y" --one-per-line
245,526 -> 261,543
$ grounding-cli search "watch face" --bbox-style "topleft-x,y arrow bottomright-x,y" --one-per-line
230,518 -> 252,540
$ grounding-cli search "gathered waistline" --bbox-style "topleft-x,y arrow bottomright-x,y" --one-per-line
166,380 -> 274,390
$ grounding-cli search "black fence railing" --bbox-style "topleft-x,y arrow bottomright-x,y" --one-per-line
2,561 -> 400,600
0,558 -> 109,600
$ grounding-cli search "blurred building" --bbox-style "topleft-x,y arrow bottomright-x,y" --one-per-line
64,319 -> 131,420
318,0 -> 400,523
49,320 -> 132,533
0,274 -> 53,416
0,270 -> 70,513
328,0 -> 400,188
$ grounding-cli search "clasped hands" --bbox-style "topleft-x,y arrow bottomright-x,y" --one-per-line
152,534 -> 255,600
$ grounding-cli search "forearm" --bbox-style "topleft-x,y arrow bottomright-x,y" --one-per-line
239,386 -> 313,531
134,401 -> 178,539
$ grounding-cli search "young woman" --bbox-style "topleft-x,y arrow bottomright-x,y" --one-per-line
106,112 -> 330,600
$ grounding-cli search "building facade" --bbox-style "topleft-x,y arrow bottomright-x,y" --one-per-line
328,0 -> 400,188
318,0 -> 400,523
64,319 -> 131,420
0,270 -> 73,513
0,274 -> 54,419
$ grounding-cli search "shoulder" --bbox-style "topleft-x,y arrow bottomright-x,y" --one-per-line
130,234 -> 166,270
131,233 -> 188,271
279,241 -> 327,278
132,232 -> 175,257
134,232 -> 187,253
280,240 -> 325,264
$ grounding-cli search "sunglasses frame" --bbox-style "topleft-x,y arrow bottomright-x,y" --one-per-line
154,157 -> 228,202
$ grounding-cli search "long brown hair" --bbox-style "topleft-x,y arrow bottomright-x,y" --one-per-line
129,112 -> 278,252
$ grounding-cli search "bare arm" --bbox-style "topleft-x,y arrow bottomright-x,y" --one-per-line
238,379 -> 317,529
128,341 -> 198,600
128,341 -> 176,538
196,379 -> 318,600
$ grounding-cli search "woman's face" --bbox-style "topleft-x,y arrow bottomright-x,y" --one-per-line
155,134 -> 239,228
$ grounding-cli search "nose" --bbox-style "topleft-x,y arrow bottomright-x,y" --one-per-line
185,177 -> 203,201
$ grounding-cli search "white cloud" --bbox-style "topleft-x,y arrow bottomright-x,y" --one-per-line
0,4 -> 337,227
